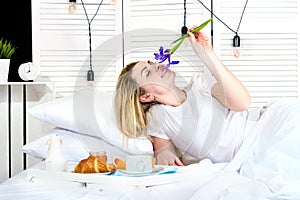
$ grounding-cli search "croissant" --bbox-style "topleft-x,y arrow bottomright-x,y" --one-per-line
74,155 -> 115,173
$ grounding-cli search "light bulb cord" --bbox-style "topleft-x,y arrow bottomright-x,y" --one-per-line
181,0 -> 188,35
80,0 -> 104,81
236,0 -> 248,33
197,0 -> 249,35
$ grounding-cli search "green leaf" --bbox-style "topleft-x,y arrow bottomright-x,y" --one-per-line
0,38 -> 17,59
170,37 -> 185,54
171,18 -> 213,44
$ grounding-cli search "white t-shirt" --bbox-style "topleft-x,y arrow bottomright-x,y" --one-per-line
147,73 -> 258,163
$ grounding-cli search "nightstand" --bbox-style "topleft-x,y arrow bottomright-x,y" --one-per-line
0,82 -> 55,182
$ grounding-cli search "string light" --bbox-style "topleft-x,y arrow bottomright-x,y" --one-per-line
181,0 -> 188,35
80,0 -> 104,82
233,34 -> 240,58
196,0 -> 249,58
68,0 -> 76,13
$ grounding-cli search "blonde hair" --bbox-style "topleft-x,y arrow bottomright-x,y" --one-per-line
115,61 -> 157,138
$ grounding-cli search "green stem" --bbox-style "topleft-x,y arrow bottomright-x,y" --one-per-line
171,18 -> 213,45
170,37 -> 185,54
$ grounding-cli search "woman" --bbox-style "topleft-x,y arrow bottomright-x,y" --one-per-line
114,29 -> 300,167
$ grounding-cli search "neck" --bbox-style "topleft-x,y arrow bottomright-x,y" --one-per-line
156,88 -> 186,106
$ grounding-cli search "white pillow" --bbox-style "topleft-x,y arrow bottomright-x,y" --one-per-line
22,128 -> 134,162
28,88 -> 153,155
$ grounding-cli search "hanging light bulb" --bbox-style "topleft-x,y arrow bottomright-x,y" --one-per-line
86,69 -> 94,87
233,34 -> 240,58
181,26 -> 188,35
87,69 -> 94,82
68,0 -> 76,13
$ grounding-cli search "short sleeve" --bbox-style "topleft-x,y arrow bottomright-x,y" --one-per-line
147,131 -> 170,140
146,106 -> 171,140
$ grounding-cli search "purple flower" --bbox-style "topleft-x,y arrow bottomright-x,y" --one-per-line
154,46 -> 179,68
154,46 -> 169,62
153,18 -> 212,68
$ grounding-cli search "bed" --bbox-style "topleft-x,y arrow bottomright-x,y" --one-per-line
0,88 -> 300,200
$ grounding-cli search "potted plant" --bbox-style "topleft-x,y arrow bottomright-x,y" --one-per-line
0,38 -> 17,81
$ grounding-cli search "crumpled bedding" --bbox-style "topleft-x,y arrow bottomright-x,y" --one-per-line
0,159 -> 298,200
1,99 -> 300,200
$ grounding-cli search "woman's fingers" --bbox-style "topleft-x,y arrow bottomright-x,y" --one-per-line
175,157 -> 184,166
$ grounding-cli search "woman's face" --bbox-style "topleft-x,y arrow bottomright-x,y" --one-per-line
131,60 -> 176,97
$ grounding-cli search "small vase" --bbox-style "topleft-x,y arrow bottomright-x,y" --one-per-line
0,59 -> 10,82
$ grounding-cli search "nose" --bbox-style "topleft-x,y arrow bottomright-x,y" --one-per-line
156,63 -> 165,71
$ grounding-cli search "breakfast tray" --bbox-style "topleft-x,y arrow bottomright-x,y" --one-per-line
26,164 -> 182,189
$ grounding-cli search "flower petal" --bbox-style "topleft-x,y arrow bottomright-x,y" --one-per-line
154,53 -> 160,60
153,46 -> 180,68
171,60 -> 179,64
159,46 -> 164,54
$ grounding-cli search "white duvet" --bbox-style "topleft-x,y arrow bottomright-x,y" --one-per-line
1,99 -> 300,200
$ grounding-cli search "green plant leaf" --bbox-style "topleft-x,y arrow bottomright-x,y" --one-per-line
171,18 -> 213,45
0,38 -> 17,59
169,37 -> 185,54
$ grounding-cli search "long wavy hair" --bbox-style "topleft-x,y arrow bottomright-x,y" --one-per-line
114,61 -> 158,138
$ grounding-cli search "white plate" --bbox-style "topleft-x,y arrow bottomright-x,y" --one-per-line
117,166 -> 165,177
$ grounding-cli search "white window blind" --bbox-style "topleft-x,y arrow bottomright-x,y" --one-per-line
32,0 -> 122,97
213,0 -> 299,107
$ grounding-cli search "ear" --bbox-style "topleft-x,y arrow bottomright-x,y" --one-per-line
139,93 -> 155,103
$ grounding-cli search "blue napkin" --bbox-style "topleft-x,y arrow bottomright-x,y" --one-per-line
112,166 -> 178,177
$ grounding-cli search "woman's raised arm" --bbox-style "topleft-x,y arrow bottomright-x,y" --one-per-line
188,31 -> 251,111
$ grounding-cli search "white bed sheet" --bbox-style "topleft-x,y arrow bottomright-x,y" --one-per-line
1,100 -> 300,200
0,160 -> 224,200
0,157 -> 299,200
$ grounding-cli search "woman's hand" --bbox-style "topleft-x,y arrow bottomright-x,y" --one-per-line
156,149 -> 184,166
188,28 -> 213,53
151,136 -> 184,166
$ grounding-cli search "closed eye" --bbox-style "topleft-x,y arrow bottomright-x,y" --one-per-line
141,66 -> 151,78
146,70 -> 150,77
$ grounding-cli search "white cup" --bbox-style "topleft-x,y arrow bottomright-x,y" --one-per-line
126,155 -> 153,172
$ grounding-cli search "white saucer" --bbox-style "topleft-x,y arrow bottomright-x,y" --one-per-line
117,166 -> 165,177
